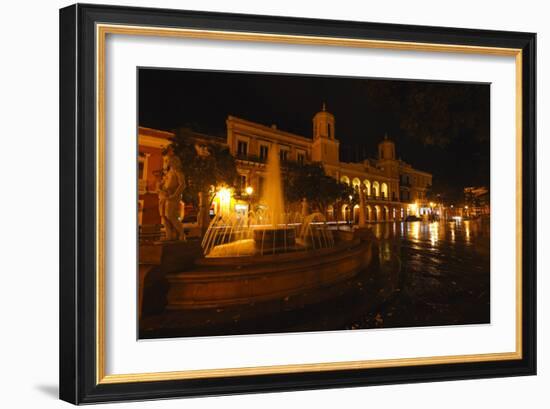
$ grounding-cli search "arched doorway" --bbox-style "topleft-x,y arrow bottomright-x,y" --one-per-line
327,205 -> 334,221
342,204 -> 351,223
383,206 -> 390,221
374,205 -> 380,222
353,204 -> 360,224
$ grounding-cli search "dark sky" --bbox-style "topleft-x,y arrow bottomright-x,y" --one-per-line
139,68 -> 490,202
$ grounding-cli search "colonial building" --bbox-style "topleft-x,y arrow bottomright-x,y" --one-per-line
138,105 -> 433,227
225,105 -> 432,222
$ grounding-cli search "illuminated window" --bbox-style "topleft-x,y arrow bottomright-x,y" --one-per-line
237,140 -> 248,156
259,145 -> 268,161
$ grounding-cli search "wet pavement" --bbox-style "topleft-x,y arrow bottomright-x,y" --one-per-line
140,218 -> 490,339
355,219 -> 490,330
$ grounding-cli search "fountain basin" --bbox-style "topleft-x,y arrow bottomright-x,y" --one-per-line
253,226 -> 296,253
166,237 -> 373,310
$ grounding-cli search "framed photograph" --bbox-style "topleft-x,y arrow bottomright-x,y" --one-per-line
59,3 -> 536,404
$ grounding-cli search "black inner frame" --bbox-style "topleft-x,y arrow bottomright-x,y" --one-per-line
59,3 -> 536,404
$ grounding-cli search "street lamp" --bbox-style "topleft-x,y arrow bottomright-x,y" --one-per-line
245,186 -> 253,195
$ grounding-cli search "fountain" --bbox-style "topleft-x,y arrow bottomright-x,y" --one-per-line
201,147 -> 334,257
167,144 -> 374,311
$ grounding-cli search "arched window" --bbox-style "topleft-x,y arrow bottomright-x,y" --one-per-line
340,175 -> 350,185
381,182 -> 388,198
363,180 -> 371,196
372,181 -> 380,197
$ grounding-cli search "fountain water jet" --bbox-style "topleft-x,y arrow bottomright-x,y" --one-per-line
254,146 -> 296,253
262,144 -> 285,226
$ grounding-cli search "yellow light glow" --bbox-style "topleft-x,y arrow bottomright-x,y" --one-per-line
217,187 -> 232,214
410,220 -> 420,240
245,186 -> 254,195
408,202 -> 419,217
218,187 -> 231,200
429,222 -> 439,246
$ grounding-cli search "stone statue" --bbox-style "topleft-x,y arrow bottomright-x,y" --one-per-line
158,148 -> 186,241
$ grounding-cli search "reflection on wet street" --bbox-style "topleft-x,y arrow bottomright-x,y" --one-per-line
359,219 -> 490,329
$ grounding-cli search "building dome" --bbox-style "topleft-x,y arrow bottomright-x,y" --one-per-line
378,133 -> 396,160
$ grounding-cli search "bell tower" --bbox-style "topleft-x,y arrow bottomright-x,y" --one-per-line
313,103 -> 336,140
311,103 -> 339,165
378,133 -> 396,160
377,133 -> 399,201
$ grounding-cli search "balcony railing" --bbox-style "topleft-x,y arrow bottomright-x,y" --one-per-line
235,153 -> 305,166
236,153 -> 266,163
365,195 -> 390,201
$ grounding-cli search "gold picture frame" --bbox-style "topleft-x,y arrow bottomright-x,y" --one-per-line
60,4 -> 536,404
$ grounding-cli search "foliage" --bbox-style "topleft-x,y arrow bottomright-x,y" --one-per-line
283,162 -> 354,211
170,128 -> 239,206
363,81 -> 490,148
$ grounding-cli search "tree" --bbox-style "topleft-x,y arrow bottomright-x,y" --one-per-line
283,162 -> 354,213
170,128 -> 239,233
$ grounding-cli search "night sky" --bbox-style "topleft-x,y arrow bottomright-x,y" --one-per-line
139,68 -> 490,202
